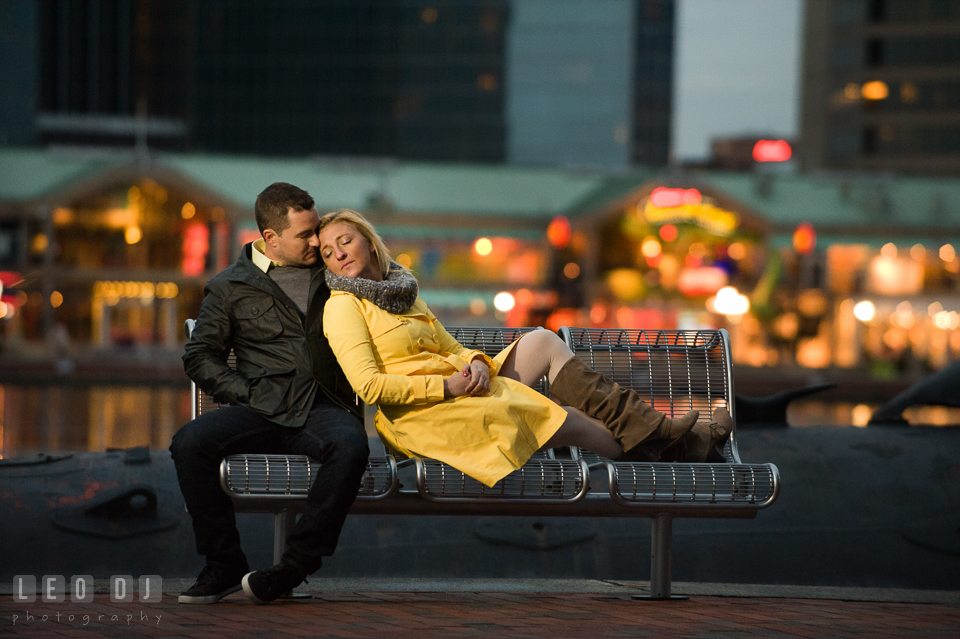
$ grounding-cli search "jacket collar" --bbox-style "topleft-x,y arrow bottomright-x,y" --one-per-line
251,238 -> 284,273
228,243 -> 328,315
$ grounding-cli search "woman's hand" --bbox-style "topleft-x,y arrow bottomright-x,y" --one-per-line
463,360 -> 490,396
443,361 -> 490,398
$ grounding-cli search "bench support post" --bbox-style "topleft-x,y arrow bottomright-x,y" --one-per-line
633,513 -> 688,601
269,509 -> 312,599
273,509 -> 297,566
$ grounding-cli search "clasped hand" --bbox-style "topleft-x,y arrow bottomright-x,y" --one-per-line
443,361 -> 490,398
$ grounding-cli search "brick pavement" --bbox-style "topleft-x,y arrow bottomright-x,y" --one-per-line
2,589 -> 959,638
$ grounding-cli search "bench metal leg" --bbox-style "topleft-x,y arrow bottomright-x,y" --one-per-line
632,513 -> 688,601
271,509 -> 311,599
272,510 -> 297,566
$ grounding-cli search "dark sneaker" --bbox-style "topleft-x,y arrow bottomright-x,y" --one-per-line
242,562 -> 307,604
178,563 -> 248,604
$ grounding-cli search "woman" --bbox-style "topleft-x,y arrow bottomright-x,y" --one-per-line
319,210 -> 730,487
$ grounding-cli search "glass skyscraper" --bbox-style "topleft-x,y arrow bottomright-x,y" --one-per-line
6,0 -> 674,168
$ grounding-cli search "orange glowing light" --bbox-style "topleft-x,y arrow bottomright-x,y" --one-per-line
793,222 -> 816,255
616,306 -> 635,328
861,81 -> 889,100
124,226 -> 142,244
515,288 -> 534,306
649,187 -> 701,208
28,233 -> 47,255
546,308 -> 578,333
589,302 -> 607,324
546,216 -> 572,250
753,139 -> 792,162
658,224 -> 678,242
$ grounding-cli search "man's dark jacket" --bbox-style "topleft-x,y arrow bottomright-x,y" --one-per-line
183,243 -> 361,426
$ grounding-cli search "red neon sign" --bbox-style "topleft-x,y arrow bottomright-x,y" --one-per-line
649,187 -> 702,208
752,139 -> 792,162
182,222 -> 210,277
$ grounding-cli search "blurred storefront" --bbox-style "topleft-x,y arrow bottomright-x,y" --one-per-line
512,184 -> 772,338
517,172 -> 960,389
0,166 -> 237,357
1,147 -> 958,384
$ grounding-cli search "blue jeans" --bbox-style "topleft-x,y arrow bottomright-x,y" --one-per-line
169,401 -> 369,574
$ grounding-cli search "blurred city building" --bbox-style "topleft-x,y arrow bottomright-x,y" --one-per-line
507,0 -> 675,168
0,0 -> 674,169
800,0 -> 960,175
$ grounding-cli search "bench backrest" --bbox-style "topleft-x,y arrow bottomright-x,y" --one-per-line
185,320 -> 544,420
184,321 -> 736,460
444,326 -> 546,393
559,327 -> 739,463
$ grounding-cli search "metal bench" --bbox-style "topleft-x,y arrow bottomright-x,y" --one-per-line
184,322 -> 779,599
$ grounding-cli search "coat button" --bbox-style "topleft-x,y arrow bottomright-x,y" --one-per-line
417,338 -> 425,346
251,307 -> 259,315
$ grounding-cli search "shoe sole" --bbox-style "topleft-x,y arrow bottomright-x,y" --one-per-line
177,584 -> 242,604
242,572 -> 269,605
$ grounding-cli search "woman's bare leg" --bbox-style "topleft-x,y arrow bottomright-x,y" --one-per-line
498,329 -> 574,387
539,407 -> 622,459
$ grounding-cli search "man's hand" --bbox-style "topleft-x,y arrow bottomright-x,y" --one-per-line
444,361 -> 490,398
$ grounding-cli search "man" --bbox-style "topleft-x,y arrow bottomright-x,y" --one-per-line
170,182 -> 368,605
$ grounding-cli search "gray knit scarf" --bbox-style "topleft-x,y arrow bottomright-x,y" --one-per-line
324,263 -> 419,314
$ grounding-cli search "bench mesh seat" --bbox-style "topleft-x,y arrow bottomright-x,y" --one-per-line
220,453 -> 398,501
415,455 -> 589,503
602,461 -> 778,507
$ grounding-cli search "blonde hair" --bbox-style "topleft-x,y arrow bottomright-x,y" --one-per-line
318,209 -> 397,278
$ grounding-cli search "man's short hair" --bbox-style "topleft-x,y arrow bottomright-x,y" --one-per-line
255,183 -> 315,235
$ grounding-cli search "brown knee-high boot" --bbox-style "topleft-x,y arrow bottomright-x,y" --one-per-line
662,407 -> 732,463
549,356 -> 699,454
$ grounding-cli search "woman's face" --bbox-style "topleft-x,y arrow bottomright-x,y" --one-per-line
319,221 -> 383,281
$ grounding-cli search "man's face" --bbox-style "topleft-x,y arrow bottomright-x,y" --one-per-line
263,207 -> 321,267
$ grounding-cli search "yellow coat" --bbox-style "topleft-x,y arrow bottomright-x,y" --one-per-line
323,291 -> 567,486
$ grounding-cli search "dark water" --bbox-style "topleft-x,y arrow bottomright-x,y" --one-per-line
2,385 -> 958,459
0,384 -> 191,458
